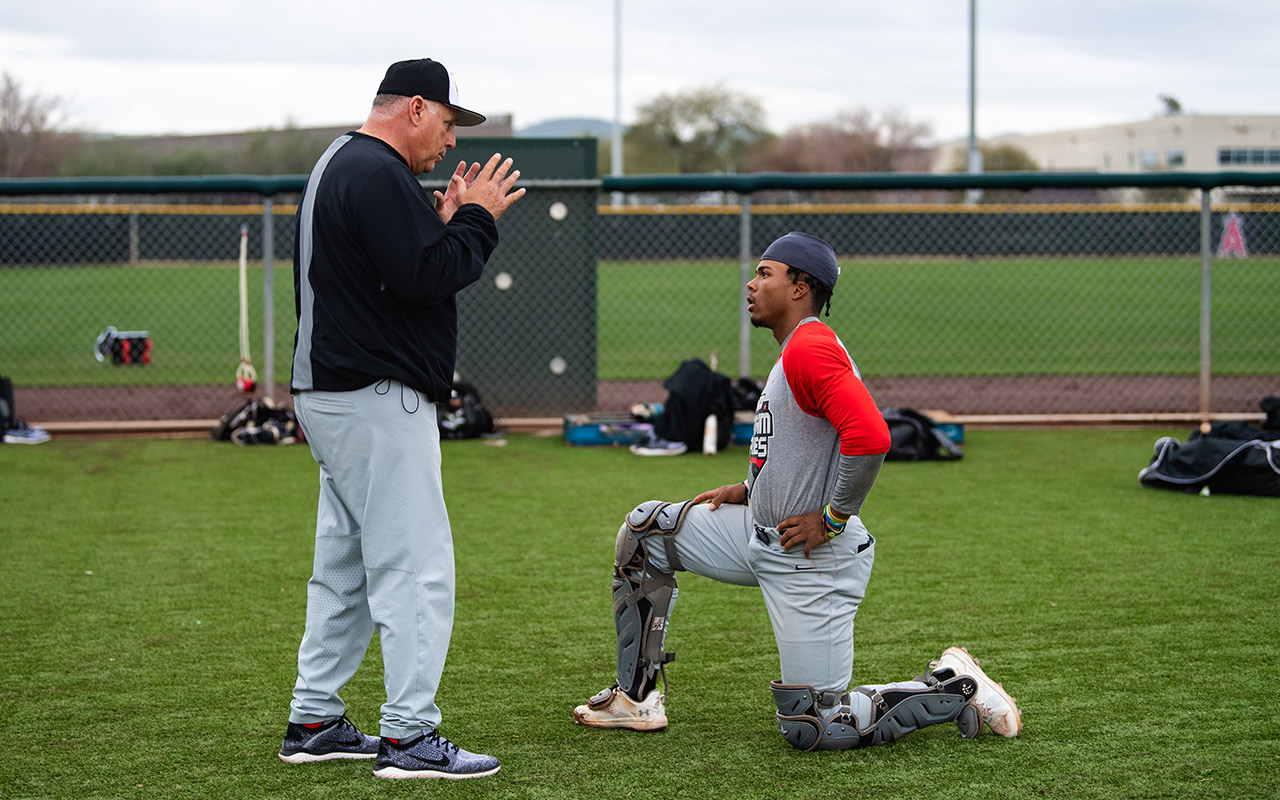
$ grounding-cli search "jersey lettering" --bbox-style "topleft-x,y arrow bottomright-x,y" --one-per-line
749,400 -> 773,472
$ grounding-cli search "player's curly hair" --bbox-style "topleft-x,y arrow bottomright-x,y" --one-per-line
787,267 -> 834,317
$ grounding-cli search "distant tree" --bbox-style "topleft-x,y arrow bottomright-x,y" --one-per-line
1159,94 -> 1183,115
748,107 -> 932,173
152,148 -> 229,176
625,85 -> 771,174
235,120 -> 333,174
949,142 -> 1039,172
945,142 -> 1042,203
63,119 -> 334,176
59,138 -> 153,177
0,72 -> 81,177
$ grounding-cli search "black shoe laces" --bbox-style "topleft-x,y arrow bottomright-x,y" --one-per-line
424,730 -> 459,755
329,715 -> 364,742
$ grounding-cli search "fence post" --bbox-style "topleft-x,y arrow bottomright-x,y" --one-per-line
738,196 -> 753,378
262,198 -> 276,402
128,206 -> 139,264
1198,188 -> 1212,433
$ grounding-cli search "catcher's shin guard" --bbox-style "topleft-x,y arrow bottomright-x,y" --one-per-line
770,672 -> 978,751
612,500 -> 693,700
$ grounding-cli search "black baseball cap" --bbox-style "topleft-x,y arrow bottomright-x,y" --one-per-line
376,58 -> 486,127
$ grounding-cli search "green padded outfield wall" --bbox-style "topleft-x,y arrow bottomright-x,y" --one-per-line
446,138 -> 597,416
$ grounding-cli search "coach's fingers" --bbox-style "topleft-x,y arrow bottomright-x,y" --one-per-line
491,156 -> 515,183
462,160 -> 482,186
474,152 -> 503,182
490,186 -> 525,220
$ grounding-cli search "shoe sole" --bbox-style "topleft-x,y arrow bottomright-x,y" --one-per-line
572,705 -> 668,731
373,764 -> 500,780
278,750 -> 378,763
940,647 -> 1022,738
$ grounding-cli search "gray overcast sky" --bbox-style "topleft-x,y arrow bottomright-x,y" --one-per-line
3,0 -> 1278,142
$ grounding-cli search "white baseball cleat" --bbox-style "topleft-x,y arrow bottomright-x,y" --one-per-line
933,647 -> 1022,738
573,686 -> 668,731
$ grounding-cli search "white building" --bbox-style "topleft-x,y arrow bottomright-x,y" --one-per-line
935,114 -> 1280,174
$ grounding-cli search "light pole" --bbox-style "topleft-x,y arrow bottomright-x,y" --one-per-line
612,0 -> 624,206
966,0 -> 983,203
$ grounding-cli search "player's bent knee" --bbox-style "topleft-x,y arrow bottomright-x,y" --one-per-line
771,682 -> 863,751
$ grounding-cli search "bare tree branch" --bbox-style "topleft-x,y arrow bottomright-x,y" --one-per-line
0,72 -> 80,177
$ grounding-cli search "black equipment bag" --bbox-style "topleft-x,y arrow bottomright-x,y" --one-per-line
437,381 -> 495,440
210,397 -> 301,445
881,407 -> 963,461
1139,435 -> 1280,496
0,375 -> 14,433
653,358 -> 735,452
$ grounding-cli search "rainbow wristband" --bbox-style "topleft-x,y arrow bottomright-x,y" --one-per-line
822,504 -> 849,539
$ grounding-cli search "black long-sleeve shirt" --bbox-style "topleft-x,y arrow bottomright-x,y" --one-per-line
291,131 -> 498,402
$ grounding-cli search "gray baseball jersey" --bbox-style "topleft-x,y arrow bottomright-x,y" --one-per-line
747,318 -> 889,528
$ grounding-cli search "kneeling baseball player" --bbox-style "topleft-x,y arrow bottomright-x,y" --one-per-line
574,232 -> 1022,750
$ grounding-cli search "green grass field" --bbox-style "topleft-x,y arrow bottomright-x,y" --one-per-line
2,430 -> 1277,799
3,255 -> 1277,386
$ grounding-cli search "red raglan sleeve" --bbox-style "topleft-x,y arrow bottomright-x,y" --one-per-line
782,325 -> 890,456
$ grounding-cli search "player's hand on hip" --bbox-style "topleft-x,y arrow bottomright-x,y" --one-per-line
777,510 -> 826,558
693,482 -> 747,510
433,160 -> 484,223
455,153 -> 526,220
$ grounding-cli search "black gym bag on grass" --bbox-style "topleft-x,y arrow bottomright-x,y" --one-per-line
1139,436 -> 1280,497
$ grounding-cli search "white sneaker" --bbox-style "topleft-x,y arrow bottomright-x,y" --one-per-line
933,647 -> 1022,738
573,686 -> 668,731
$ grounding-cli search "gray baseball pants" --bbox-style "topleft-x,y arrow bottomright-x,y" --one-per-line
643,501 -> 875,697
288,380 -> 454,739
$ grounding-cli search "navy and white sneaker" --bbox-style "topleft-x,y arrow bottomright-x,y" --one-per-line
629,433 -> 687,457
3,419 -> 50,445
373,730 -> 500,780
278,716 -> 380,763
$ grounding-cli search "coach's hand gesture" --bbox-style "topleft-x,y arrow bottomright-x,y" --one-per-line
454,153 -> 525,221
433,160 -> 483,223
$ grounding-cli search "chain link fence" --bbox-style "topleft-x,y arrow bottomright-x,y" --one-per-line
1,171 -> 1277,427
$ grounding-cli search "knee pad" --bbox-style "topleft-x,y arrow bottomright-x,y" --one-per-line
771,672 -> 978,751
771,683 -> 863,751
612,500 -> 694,698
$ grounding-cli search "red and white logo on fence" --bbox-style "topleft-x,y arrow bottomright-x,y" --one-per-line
1218,212 -> 1248,257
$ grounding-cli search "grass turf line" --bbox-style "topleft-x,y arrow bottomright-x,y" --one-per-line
1,430 -> 1278,799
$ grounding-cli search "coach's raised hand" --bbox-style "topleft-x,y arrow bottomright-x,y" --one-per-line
455,153 -> 525,220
